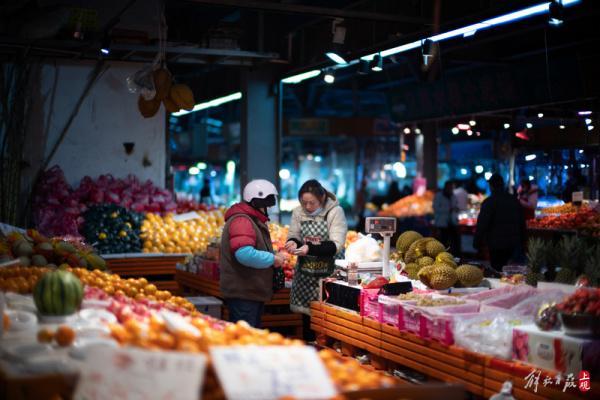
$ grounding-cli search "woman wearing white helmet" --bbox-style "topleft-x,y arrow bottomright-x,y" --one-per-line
219,179 -> 285,327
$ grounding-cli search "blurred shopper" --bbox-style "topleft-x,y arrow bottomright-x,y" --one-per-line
200,178 -> 213,205
220,179 -> 285,328
355,178 -> 368,231
433,181 -> 460,253
453,181 -> 469,212
517,178 -> 538,220
286,179 -> 347,340
386,180 -> 402,205
474,174 -> 525,272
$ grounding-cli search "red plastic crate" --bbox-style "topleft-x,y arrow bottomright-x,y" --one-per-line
398,301 -> 422,334
419,301 -> 480,345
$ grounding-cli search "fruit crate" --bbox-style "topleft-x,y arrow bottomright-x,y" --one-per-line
419,301 -> 480,345
377,295 -> 407,327
359,288 -> 382,320
198,259 -> 220,280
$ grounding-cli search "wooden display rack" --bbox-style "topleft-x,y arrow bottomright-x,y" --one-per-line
176,269 -> 303,337
104,253 -> 189,294
311,302 -> 597,400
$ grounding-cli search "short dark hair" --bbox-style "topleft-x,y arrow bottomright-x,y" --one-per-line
488,174 -> 504,191
298,179 -> 327,201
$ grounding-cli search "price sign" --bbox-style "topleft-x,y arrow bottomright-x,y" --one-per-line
172,212 -> 201,222
572,191 -> 583,205
210,345 -> 337,400
74,346 -> 207,400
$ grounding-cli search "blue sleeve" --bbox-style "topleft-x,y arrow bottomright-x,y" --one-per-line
234,246 -> 274,269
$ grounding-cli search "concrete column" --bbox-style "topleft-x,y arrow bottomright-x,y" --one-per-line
240,67 -> 280,189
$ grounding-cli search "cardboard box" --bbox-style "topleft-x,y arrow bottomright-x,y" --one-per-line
186,296 -> 223,319
512,324 -> 600,375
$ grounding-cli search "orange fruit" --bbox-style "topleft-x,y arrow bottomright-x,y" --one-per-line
55,326 -> 75,347
37,328 -> 54,343
3,313 -> 10,330
144,284 -> 157,295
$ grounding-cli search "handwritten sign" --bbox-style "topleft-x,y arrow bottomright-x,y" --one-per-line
74,346 -> 207,400
210,345 -> 337,400
172,212 -> 201,222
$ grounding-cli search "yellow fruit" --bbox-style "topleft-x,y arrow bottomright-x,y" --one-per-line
138,95 -> 161,118
169,84 -> 195,111
98,232 -> 107,240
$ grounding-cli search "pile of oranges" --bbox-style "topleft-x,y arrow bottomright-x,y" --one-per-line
140,209 -> 225,254
0,266 -> 49,294
71,267 -> 195,311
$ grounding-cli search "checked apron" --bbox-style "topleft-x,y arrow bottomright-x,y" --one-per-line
290,218 -> 342,315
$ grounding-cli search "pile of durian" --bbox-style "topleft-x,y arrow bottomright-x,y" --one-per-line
393,231 -> 483,290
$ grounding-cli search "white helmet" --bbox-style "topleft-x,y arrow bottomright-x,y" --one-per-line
243,179 -> 278,208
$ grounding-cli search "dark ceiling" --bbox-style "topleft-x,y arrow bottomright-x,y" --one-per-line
1,0 -> 599,122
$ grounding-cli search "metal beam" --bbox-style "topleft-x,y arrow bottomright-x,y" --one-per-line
182,0 -> 427,24
110,43 -> 279,59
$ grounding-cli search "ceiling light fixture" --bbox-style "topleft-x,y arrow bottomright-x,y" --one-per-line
469,120 -> 476,126
371,54 -> 383,72
325,19 -> 347,64
421,39 -> 434,65
358,59 -> 370,75
504,123 -> 511,129
100,34 -> 111,56
323,69 -> 335,84
526,123 -> 533,128
172,92 -> 242,117
451,127 -> 459,135
548,0 -> 564,26
281,70 -> 321,84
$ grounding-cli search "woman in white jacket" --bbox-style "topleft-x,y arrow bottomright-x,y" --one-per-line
285,180 -> 347,340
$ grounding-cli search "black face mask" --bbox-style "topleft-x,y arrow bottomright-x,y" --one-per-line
248,194 -> 277,217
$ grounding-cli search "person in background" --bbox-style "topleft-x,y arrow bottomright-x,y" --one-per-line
433,181 -> 459,253
200,178 -> 213,205
474,174 -> 525,272
219,179 -> 285,328
386,180 -> 402,205
285,179 -> 347,341
355,178 -> 368,231
453,181 -> 469,212
517,177 -> 538,220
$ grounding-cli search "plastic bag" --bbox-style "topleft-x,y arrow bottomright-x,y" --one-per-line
345,234 -> 381,263
126,64 -> 156,100
454,309 -> 529,359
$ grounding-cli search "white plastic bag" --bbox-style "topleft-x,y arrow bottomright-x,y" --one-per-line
345,234 -> 381,263
454,310 -> 529,359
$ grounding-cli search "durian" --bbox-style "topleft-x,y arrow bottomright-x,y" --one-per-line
435,251 -> 456,267
455,264 -> 484,287
420,264 -> 457,290
417,256 -> 434,267
425,239 -> 446,258
396,231 -> 422,253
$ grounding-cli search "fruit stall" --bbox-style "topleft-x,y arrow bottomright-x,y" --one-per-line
1,246 -> 461,400
311,230 -> 600,399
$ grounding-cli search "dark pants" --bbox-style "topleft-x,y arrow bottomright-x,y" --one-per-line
226,298 -> 264,328
439,225 -> 460,255
302,314 -> 316,342
489,248 -> 513,272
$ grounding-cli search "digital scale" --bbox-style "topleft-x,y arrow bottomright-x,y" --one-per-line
364,217 -> 396,278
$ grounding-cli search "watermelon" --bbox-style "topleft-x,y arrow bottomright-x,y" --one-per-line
33,270 -> 83,316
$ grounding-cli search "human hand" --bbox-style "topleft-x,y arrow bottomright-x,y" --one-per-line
284,241 -> 297,252
274,253 -> 286,268
293,245 -> 309,256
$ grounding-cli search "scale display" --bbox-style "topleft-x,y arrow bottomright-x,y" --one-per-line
365,217 -> 396,234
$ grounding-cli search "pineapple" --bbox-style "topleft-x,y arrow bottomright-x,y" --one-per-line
526,238 -> 546,287
555,236 -> 582,284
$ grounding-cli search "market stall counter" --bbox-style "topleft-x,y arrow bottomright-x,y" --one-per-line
311,300 -> 598,400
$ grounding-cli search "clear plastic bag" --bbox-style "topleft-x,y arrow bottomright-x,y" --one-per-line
454,310 -> 529,359
345,234 -> 381,263
126,64 -> 156,100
